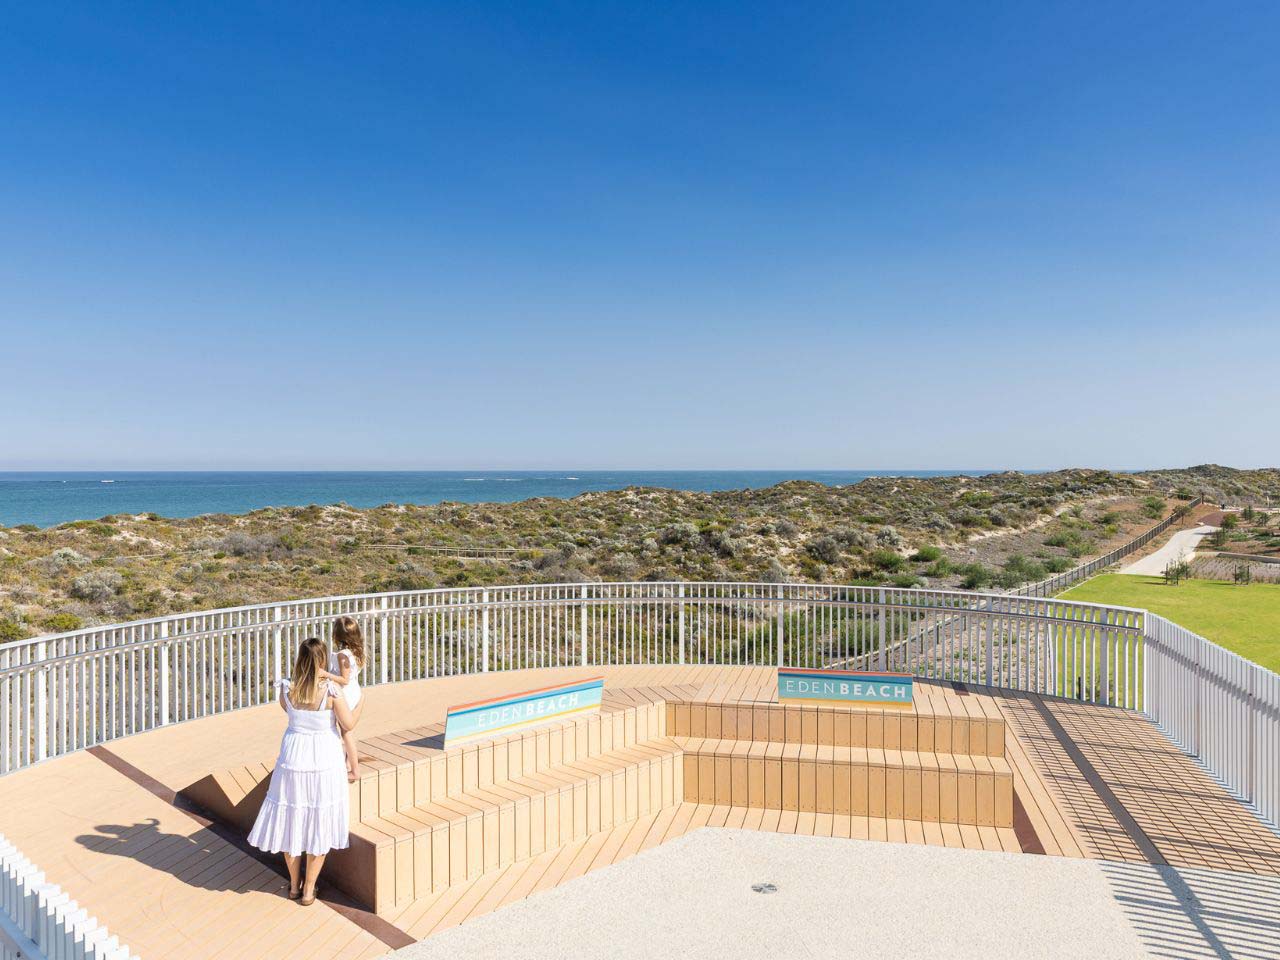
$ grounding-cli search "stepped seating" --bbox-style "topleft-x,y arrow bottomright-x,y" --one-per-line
183,694 -> 681,913
184,687 -> 1014,915
667,701 -> 1013,828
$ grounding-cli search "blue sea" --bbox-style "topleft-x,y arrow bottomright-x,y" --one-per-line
0,470 -> 992,528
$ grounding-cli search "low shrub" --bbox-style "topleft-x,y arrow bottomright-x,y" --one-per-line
869,549 -> 904,572
957,563 -> 994,590
70,569 -> 124,602
910,545 -> 942,563
42,613 -> 83,633
0,618 -> 28,642
805,536 -> 842,564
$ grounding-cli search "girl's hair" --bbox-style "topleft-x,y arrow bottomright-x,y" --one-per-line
289,638 -> 329,708
332,615 -> 366,667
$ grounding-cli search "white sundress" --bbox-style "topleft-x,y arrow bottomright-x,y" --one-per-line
247,680 -> 350,857
330,648 -> 362,710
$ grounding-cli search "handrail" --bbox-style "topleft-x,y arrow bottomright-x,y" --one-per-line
0,581 -> 1146,654
0,574 -> 1272,833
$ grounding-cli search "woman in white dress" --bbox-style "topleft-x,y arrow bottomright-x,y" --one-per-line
247,637 -> 355,905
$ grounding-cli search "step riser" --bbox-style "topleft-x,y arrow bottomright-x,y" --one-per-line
682,754 -> 1013,828
666,701 -> 1005,757
351,699 -> 667,824
347,749 -> 684,912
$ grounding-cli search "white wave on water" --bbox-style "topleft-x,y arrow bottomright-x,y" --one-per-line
100,480 -> 116,483
564,476 -> 580,480
495,478 -> 522,482
463,478 -> 485,481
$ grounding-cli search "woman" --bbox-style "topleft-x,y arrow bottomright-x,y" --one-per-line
248,637 -> 354,905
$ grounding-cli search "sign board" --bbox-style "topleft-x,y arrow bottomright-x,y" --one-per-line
443,677 -> 604,747
777,667 -> 914,709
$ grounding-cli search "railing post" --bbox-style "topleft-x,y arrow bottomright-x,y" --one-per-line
877,589 -> 887,672
677,583 -> 686,665
579,585 -> 589,667
984,596 -> 994,686
1193,637 -> 1202,758
775,586 -> 785,668
378,597 -> 390,685
1101,609 -> 1112,706
272,606 -> 283,683
1245,667 -> 1256,804
159,621 -> 171,727
34,640 -> 48,763
1141,614 -> 1150,716
481,590 -> 490,673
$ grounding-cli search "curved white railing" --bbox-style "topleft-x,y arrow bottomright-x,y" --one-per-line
0,580 -> 1274,829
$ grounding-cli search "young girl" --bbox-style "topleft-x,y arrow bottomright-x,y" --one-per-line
322,615 -> 365,782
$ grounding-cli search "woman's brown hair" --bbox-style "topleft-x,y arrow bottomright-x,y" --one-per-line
289,637 -> 329,708
332,615 -> 366,668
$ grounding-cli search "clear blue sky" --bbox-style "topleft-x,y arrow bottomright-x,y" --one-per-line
2,2 -> 1277,471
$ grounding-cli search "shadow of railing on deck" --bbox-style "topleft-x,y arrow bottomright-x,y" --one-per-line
1101,860 -> 1280,960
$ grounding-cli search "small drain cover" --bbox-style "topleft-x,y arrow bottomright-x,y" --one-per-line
751,882 -> 778,894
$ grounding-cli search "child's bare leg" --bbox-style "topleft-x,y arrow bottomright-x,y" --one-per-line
343,730 -> 360,782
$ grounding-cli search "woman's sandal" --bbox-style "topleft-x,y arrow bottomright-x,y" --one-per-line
287,886 -> 302,901
299,889 -> 317,906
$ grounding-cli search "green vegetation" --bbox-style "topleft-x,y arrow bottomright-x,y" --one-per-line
1,464 -> 1277,640
1062,573 -> 1280,672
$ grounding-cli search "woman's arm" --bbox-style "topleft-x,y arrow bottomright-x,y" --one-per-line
332,693 -> 356,732
320,654 -> 354,687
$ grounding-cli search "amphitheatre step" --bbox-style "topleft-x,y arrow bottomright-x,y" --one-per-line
181,695 -> 676,913
344,694 -> 668,825
673,736 -> 1013,827
182,686 -> 1013,914
665,699 -> 1007,758
338,736 -> 683,911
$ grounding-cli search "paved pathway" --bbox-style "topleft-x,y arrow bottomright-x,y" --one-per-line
393,829 -> 1280,960
1121,525 -> 1217,576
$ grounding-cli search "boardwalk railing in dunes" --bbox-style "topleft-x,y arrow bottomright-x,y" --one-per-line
1012,495 -> 1206,597
0,577 -> 1275,832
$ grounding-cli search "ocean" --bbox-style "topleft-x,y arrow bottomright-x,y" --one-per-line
0,470 -> 991,528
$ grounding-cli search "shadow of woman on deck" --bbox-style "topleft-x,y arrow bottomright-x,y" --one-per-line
75,818 -> 286,896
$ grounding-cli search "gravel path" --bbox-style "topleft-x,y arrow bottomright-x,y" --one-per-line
1121,524 -> 1217,576
390,829 -> 1279,960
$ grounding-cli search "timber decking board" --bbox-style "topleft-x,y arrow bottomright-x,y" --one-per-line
2,664 -> 1276,960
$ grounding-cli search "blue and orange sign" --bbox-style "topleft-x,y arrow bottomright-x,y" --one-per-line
443,677 -> 605,747
778,668 -> 914,709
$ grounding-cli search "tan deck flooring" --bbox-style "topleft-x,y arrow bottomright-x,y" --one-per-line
1,664 -> 1276,959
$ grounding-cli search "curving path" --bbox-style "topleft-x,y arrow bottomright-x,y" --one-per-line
1120,525 -> 1217,576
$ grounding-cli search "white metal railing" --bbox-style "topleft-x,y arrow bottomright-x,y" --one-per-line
0,579 -> 1274,829
1,832 -> 138,960
1144,613 -> 1279,828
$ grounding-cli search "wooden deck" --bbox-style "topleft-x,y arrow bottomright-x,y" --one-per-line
1,665 -> 1276,959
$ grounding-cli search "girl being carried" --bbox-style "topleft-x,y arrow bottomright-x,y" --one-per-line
321,615 -> 366,782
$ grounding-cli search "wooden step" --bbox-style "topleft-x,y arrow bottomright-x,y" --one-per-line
333,737 -> 683,912
346,695 -> 667,825
184,686 -> 1014,915
674,736 -> 1013,828
665,699 -> 1006,757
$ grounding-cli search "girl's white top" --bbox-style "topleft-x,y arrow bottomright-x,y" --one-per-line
331,648 -> 362,709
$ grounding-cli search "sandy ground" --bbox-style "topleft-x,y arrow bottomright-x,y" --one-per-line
1121,525 -> 1217,576
391,829 -> 1280,960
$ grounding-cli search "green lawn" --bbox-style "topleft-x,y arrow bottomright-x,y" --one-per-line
1061,573 -> 1280,673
